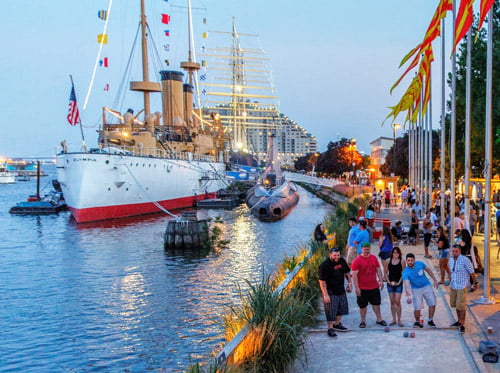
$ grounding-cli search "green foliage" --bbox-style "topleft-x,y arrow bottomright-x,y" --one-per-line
202,216 -> 230,251
381,130 -> 440,181
282,255 -> 299,274
447,5 -> 500,176
221,275 -> 314,373
294,138 -> 364,177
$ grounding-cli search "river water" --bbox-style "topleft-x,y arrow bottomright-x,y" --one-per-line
0,165 -> 333,372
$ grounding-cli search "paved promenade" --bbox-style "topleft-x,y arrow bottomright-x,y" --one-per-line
292,207 -> 500,373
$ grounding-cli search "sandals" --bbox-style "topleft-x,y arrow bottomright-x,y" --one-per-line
376,320 -> 388,326
359,321 -> 366,328
398,322 -> 404,327
389,321 -> 397,326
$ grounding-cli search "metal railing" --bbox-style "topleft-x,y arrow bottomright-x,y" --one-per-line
216,234 -> 336,366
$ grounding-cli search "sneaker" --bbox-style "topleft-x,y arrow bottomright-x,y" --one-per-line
327,328 -> 337,337
413,321 -> 421,328
450,321 -> 462,327
333,323 -> 348,332
459,325 -> 465,334
428,320 -> 437,328
376,320 -> 387,327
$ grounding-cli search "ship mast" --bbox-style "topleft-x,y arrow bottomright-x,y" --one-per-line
130,0 -> 161,117
180,0 -> 200,86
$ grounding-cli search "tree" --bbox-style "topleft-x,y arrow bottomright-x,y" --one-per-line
316,138 -> 364,176
381,130 -> 440,182
294,138 -> 364,176
451,5 -> 500,177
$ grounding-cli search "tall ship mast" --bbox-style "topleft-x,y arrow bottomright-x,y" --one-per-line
56,0 -> 228,223
199,19 -> 280,157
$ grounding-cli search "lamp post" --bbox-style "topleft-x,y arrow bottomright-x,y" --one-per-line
349,138 -> 357,196
311,152 -> 319,176
392,123 -> 400,175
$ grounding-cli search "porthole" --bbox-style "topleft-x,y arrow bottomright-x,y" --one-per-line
126,188 -> 129,191
105,160 -> 109,164
108,187 -> 111,191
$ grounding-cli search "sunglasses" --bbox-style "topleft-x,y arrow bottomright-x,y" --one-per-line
330,248 -> 340,253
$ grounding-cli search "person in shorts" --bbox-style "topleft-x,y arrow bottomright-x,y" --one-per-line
403,253 -> 439,328
448,245 -> 478,333
385,247 -> 405,327
436,226 -> 451,284
351,243 -> 387,328
318,248 -> 352,337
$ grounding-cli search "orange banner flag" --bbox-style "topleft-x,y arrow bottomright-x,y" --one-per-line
453,0 -> 475,53
478,0 -> 495,31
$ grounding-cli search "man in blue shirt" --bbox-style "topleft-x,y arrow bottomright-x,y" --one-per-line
402,253 -> 439,328
346,217 -> 359,265
353,220 -> 369,256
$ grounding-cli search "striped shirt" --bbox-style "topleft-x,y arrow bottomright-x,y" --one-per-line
449,254 -> 474,290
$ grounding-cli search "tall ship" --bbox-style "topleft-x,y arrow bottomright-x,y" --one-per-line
199,19 -> 281,161
56,0 -> 228,223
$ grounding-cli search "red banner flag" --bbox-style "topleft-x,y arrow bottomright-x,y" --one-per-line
478,0 -> 495,31
453,0 -> 475,53
162,14 -> 170,24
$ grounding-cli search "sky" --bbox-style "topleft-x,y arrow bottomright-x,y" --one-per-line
0,0 -> 469,158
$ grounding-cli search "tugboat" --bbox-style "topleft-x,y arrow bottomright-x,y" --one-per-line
246,134 -> 299,221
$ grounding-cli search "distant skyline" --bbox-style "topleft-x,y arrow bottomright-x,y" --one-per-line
0,0 -> 471,158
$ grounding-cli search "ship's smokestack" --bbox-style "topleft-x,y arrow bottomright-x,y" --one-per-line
183,84 -> 194,128
159,71 -> 185,128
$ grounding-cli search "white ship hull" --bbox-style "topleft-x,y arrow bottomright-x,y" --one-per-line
0,173 -> 16,184
56,152 -> 227,223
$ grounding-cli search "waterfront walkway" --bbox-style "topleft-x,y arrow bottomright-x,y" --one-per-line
292,207 -> 500,373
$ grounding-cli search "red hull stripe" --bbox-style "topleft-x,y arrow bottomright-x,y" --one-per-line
69,193 -> 217,223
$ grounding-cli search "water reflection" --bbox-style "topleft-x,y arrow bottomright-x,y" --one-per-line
0,173 -> 333,371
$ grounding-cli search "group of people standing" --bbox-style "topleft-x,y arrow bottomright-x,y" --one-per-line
316,214 -> 479,338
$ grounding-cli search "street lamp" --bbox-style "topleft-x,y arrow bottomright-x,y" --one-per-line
311,152 -> 319,176
392,123 -> 400,175
349,138 -> 357,196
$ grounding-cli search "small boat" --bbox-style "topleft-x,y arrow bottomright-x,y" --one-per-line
9,161 -> 67,215
9,191 -> 67,215
246,134 -> 299,221
16,174 -> 31,182
0,165 -> 16,184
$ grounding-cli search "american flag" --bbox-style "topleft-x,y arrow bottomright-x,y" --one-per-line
67,83 -> 80,126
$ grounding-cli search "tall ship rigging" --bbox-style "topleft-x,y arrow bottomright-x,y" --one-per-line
56,0 -> 228,223
199,19 -> 281,163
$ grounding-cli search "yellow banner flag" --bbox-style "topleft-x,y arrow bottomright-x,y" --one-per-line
97,34 -> 108,44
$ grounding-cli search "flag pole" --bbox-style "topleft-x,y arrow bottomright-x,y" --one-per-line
464,27 -> 472,233
440,17 -> 446,228
449,0 -> 457,239
70,75 -> 87,152
474,7 -> 497,305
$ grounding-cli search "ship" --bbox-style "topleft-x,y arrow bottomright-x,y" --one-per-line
246,134 -> 299,222
56,0 -> 229,223
199,19 -> 281,162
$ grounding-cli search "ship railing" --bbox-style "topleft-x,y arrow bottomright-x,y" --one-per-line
111,145 -> 216,162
